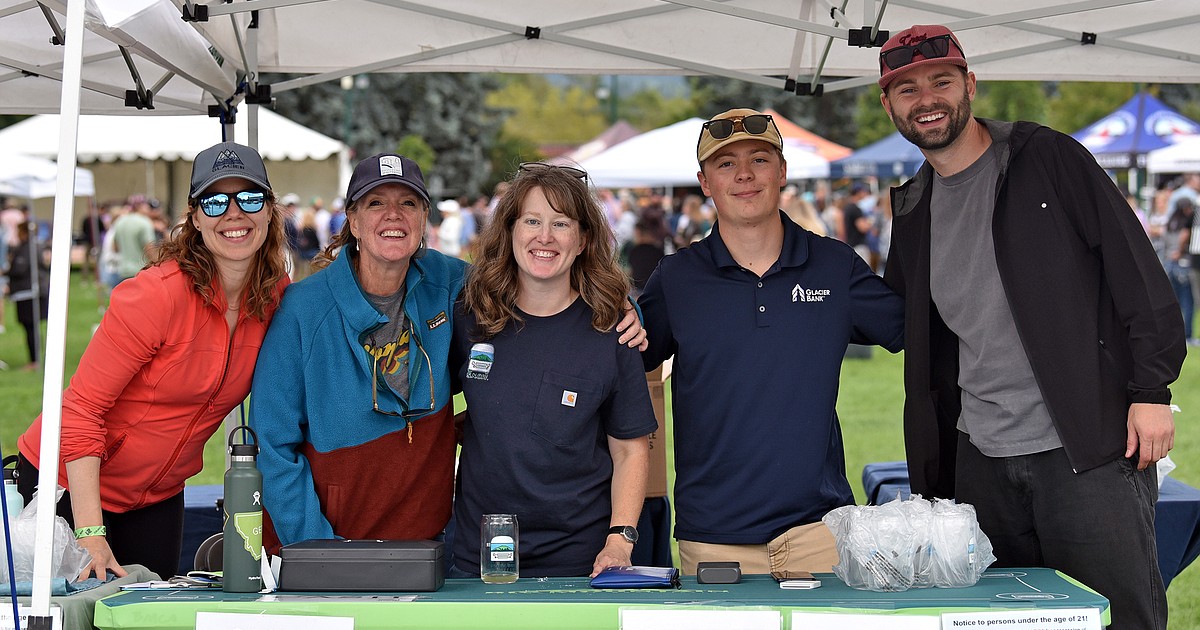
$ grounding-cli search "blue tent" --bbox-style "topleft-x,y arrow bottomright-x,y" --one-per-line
1072,92 -> 1200,170
830,132 -> 925,179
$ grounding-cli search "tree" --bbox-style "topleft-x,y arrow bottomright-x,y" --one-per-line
853,85 -> 895,147
486,75 -> 607,145
1046,82 -> 1135,134
268,72 -> 504,199
486,133 -> 543,193
617,88 -> 695,132
1158,84 -> 1200,124
687,76 -> 864,147
395,135 -> 435,175
975,81 -> 1048,125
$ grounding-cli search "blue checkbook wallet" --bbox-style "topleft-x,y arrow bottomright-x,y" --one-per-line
589,566 -> 681,589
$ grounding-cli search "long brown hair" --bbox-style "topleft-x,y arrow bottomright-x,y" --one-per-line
154,189 -> 288,320
464,166 -> 629,338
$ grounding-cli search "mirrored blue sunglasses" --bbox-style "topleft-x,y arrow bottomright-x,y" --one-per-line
198,190 -> 268,217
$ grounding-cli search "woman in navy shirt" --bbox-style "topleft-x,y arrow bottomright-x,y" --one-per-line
451,163 -> 657,578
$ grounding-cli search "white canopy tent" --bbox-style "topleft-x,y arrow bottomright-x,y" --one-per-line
0,110 -> 351,213
0,152 -> 94,198
0,1 -> 245,617
0,0 -> 235,114
581,117 -> 828,188
1146,136 -> 1200,175
8,0 -> 1200,620
0,109 -> 344,162
192,0 -> 1200,103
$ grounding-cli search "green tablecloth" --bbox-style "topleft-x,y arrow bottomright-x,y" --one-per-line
94,568 -> 1109,629
4,565 -> 158,630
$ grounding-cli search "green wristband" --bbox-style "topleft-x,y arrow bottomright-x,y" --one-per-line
74,525 -> 106,539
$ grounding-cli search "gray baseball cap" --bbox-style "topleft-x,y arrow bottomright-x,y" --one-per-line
190,141 -> 272,197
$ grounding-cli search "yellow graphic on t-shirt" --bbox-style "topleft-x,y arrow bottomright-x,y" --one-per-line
365,327 -> 411,375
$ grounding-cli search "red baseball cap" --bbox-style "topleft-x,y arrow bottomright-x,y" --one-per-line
878,24 -> 968,91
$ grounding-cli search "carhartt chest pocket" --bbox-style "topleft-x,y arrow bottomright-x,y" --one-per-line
531,371 -> 603,447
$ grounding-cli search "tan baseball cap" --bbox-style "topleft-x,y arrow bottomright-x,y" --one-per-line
696,108 -> 784,163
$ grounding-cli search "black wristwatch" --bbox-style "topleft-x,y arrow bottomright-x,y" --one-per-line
608,525 -> 639,544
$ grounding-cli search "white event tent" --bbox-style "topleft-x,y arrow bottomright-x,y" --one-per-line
194,0 -> 1200,100
581,118 -> 828,188
0,110 -> 350,214
0,152 -> 94,199
0,0 -> 234,115
8,0 -> 1200,618
1146,136 -> 1200,175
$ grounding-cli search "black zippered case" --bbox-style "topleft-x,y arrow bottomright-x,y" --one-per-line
278,539 -> 445,592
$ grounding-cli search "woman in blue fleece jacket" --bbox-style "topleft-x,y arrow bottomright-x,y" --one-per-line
251,154 -> 644,554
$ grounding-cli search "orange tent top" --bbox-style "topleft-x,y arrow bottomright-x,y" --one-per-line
764,109 -> 852,162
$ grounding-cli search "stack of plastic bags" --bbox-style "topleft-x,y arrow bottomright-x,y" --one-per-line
1,488 -> 92,585
821,496 -> 995,592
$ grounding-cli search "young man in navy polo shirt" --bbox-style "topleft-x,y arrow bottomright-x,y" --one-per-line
638,108 -> 904,576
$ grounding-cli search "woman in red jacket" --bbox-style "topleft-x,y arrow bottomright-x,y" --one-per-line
17,142 -> 289,581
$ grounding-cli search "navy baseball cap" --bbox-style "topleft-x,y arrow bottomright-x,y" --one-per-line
346,153 -> 430,205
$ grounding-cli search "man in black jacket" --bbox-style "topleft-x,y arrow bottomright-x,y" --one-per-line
877,24 -> 1184,629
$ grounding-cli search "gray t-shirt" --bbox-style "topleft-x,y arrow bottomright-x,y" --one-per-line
929,142 -> 1062,457
364,289 -> 411,399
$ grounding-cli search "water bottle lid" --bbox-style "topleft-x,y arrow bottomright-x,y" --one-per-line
2,455 -> 17,482
229,442 -> 258,457
227,425 -> 259,457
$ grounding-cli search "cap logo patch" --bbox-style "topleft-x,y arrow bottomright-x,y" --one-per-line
899,32 -> 928,46
379,155 -> 404,177
212,149 -> 245,172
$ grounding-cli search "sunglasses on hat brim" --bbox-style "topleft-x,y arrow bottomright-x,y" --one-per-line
197,190 -> 268,217
701,114 -> 775,141
879,34 -> 962,74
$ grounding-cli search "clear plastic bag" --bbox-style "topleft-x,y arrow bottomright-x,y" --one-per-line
823,495 -> 994,592
927,499 -> 995,588
1156,454 -> 1176,489
0,487 -> 92,583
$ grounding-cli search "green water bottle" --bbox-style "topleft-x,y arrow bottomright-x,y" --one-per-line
223,426 -> 263,593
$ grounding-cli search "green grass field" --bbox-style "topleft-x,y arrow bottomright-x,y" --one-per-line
1,271 -> 1197,627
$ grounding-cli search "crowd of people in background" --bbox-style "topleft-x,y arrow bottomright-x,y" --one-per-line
0,165 -> 1188,376
1151,172 -> 1200,345
1,166 -> 1191,374
0,23 -> 1188,627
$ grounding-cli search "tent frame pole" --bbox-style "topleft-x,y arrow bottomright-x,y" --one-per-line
31,0 -> 85,617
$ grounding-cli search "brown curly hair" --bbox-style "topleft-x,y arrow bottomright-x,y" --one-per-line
464,166 -> 629,339
154,189 -> 288,320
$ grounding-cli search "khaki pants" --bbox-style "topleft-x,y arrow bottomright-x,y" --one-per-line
678,521 -> 840,576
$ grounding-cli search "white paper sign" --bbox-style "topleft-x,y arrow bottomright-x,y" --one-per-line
941,608 -> 1102,630
791,611 -> 938,629
0,606 -> 62,630
196,612 -> 354,630
621,608 -> 780,630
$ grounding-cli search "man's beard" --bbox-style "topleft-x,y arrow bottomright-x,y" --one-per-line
894,92 -> 972,151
